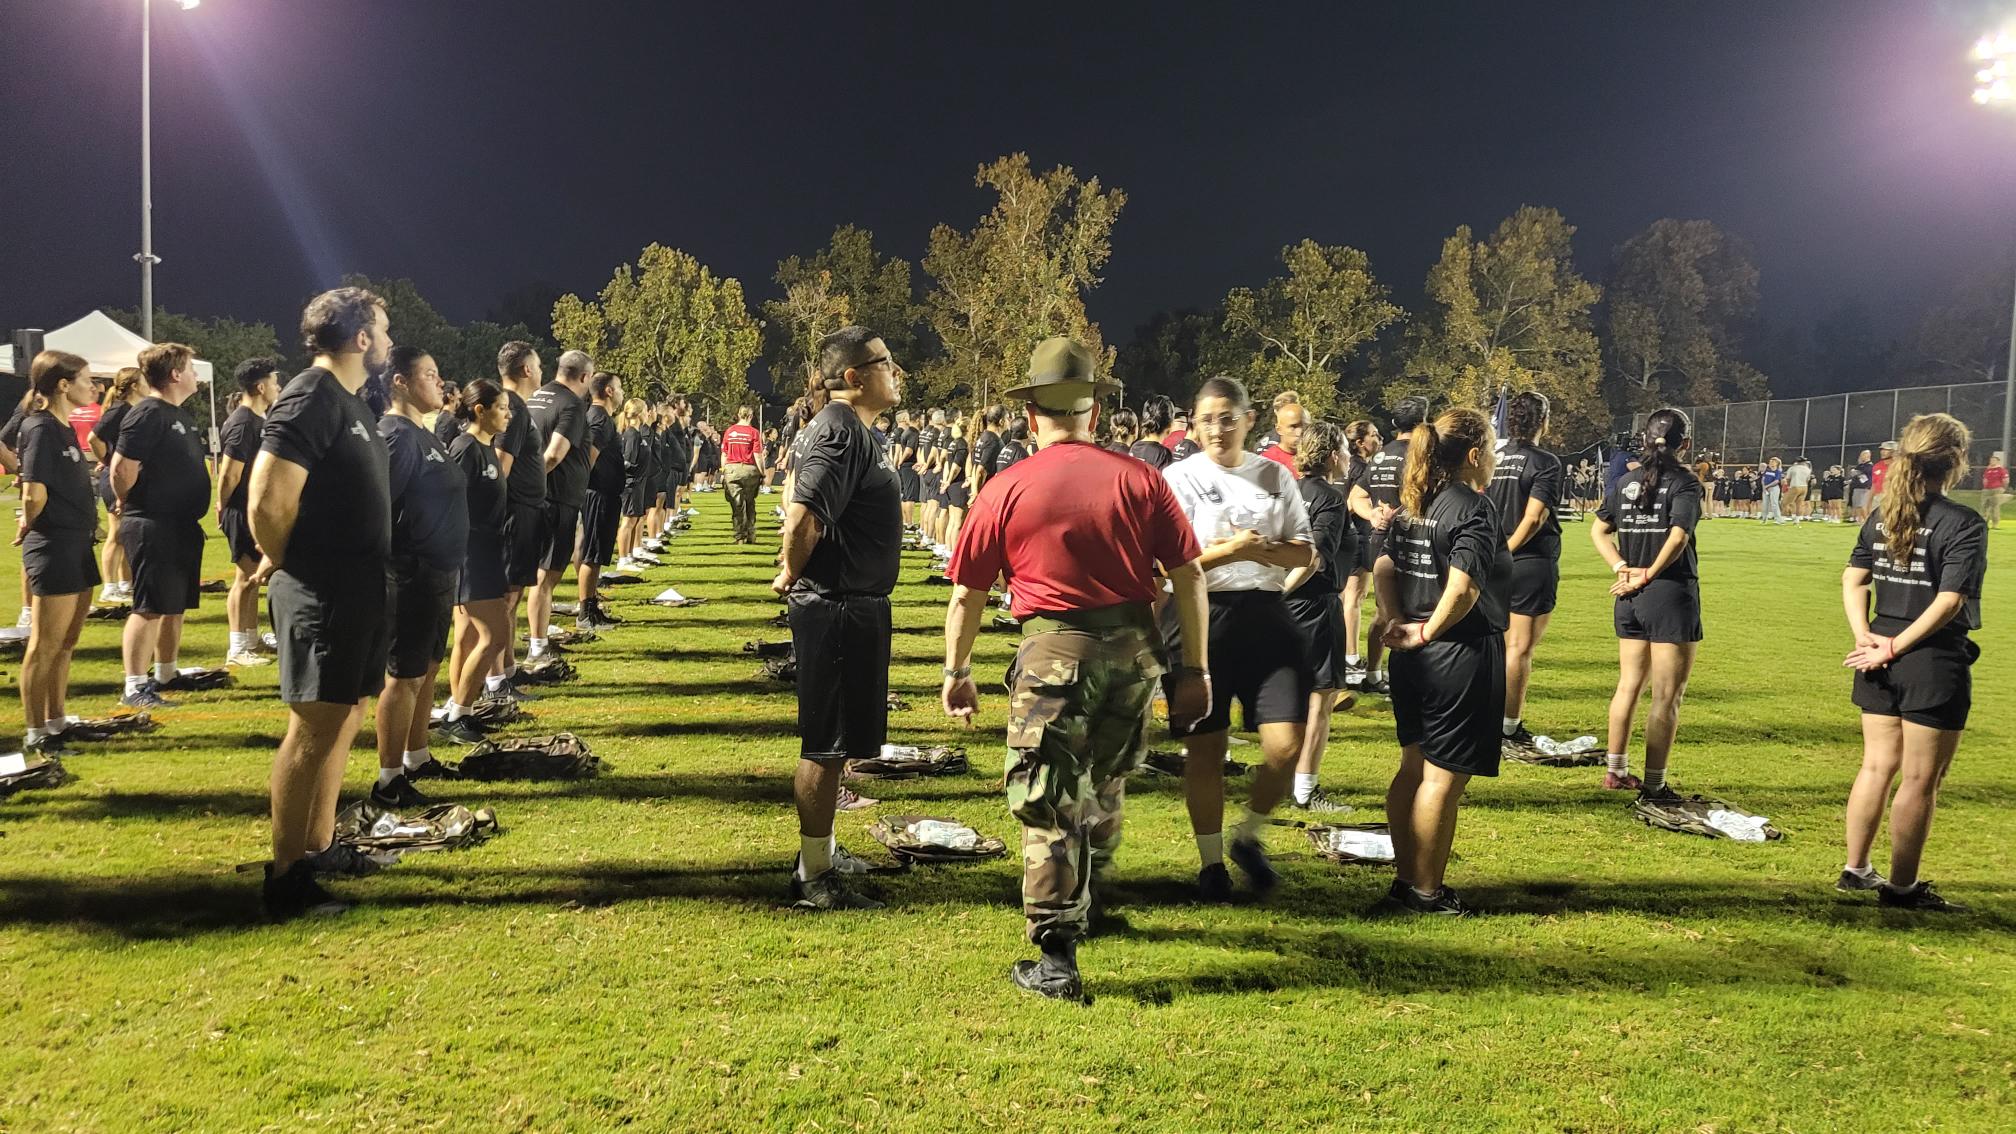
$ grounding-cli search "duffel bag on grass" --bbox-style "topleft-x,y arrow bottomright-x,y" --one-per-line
1631,792 -> 1783,842
334,800 -> 499,853
0,755 -> 71,797
846,745 -> 967,780
868,814 -> 1006,863
453,732 -> 601,780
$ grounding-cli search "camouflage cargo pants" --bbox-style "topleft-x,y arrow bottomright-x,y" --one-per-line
1004,622 -> 1164,946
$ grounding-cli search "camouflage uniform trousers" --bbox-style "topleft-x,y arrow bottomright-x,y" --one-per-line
1003,622 -> 1164,946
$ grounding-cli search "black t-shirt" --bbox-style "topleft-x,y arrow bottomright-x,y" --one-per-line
916,425 -> 943,468
527,382 -> 589,508
91,401 -> 132,455
586,406 -> 623,496
621,425 -> 656,492
217,405 -> 264,511
1364,438 -> 1409,510
115,396 -> 208,521
380,414 -> 469,570
501,389 -> 546,508
1128,438 -> 1172,470
20,412 -> 95,533
433,412 -> 464,447
896,426 -> 920,467
1852,462 -> 1874,491
995,439 -> 1028,473
943,435 -> 970,484
1597,466 -> 1704,582
1297,475 -> 1353,593
261,367 -> 391,578
1849,497 -> 1986,640
1,404 -> 28,453
973,430 -> 1002,476
1486,440 -> 1564,561
451,430 -> 506,536
663,423 -> 691,477
791,402 -> 902,596
1822,472 -> 1846,500
1171,438 -> 1201,462
1384,482 -> 1510,641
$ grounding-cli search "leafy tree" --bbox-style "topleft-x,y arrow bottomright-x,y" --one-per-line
1403,207 -> 1606,444
1221,240 -> 1402,418
921,153 -> 1125,406
761,268 -> 852,399
767,226 -> 920,387
1113,309 -> 1245,407
337,274 -> 542,384
552,244 -> 762,410
1602,218 -> 1768,410
105,306 -> 283,429
1910,259 -> 2014,384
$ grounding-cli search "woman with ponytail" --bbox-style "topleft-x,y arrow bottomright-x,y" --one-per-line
1340,419 -> 1383,687
16,352 -> 104,754
1838,413 -> 1984,911
88,366 -> 145,602
1358,396 -> 1428,695
1282,421 -> 1356,812
1590,408 -> 1703,799
1372,407 -> 1510,915
1485,392 -> 1566,750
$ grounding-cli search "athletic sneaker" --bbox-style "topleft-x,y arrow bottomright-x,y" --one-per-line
302,840 -> 386,877
119,681 -> 175,710
1228,835 -> 1279,895
262,860 -> 351,921
1343,664 -> 1368,690
1361,676 -> 1391,696
794,845 -> 873,878
369,774 -> 433,811
25,734 -> 75,758
432,716 -> 489,746
1877,880 -> 1966,912
1836,868 -> 1887,893
630,551 -> 662,566
226,649 -> 270,667
499,681 -> 541,703
1290,788 -> 1353,814
1636,783 -> 1684,806
789,869 -> 884,911
1396,884 -> 1472,917
834,784 -> 879,812
0,626 -> 26,644
576,605 -> 618,632
1503,723 -> 1539,750
1602,771 -> 1643,791
1197,862 -> 1234,902
641,538 -> 667,552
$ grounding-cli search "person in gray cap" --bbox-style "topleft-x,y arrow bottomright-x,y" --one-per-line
942,336 -> 1212,1002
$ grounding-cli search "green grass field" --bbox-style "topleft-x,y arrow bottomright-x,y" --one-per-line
1,495 -> 2010,1132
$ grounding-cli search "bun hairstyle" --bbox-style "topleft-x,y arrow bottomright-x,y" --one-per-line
29,350 -> 90,403
1399,407 -> 1494,519
1110,407 -> 1139,439
1140,396 -> 1173,435
110,366 -> 144,404
1505,391 -> 1549,443
455,377 -> 505,424
1297,421 -> 1344,479
1881,413 -> 1971,564
1390,394 -> 1430,434
1634,408 -> 1691,512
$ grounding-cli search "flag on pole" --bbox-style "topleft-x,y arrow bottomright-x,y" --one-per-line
1491,387 -> 1509,440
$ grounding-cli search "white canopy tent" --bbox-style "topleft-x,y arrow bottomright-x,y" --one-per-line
1,310 -> 218,446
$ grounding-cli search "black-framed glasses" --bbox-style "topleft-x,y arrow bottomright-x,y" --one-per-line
854,355 -> 891,371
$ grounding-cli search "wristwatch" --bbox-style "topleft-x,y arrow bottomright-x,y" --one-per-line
943,665 -> 972,680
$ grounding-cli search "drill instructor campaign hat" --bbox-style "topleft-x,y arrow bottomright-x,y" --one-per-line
1000,337 -> 1121,413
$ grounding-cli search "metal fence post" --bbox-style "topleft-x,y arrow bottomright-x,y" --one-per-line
1839,393 -> 1849,470
1760,400 -> 1769,462
1890,390 -> 1899,443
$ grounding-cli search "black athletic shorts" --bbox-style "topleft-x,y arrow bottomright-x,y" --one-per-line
503,502 -> 545,588
459,529 -> 507,604
898,466 -> 922,504
1852,635 -> 1976,731
1284,588 -> 1345,690
1509,555 -> 1559,617
923,471 -> 943,505
540,502 -> 582,572
1391,633 -> 1505,777
270,565 -> 390,704
579,492 -> 621,568
218,504 -> 258,564
1365,524 -> 1390,575
1614,578 -> 1702,644
95,470 -> 117,510
121,515 -> 202,616
787,590 -> 892,761
1159,590 -> 1312,737
621,481 -> 652,518
388,558 -> 456,679
944,481 -> 970,510
1353,516 -> 1375,573
22,529 -> 100,597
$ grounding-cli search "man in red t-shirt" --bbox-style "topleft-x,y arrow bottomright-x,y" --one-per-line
943,337 -> 1211,1004
719,405 -> 766,543
1869,441 -> 1895,510
1258,400 -> 1306,477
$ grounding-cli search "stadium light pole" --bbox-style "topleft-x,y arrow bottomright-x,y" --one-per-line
1975,30 -> 2016,466
140,0 -> 201,342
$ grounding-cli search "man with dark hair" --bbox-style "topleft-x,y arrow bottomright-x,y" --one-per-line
493,341 -> 546,698
942,337 -> 1211,1002
525,350 -> 594,660
577,370 -> 626,629
111,342 -> 207,708
249,286 -> 393,919
217,358 -> 280,667
891,410 -> 921,527
775,325 -> 905,910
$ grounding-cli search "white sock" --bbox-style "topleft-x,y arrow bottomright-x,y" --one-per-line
1345,654 -> 1362,667
1844,862 -> 1877,878
1233,808 -> 1266,843
25,727 -> 45,744
154,661 -> 176,682
1503,716 -> 1521,737
1642,767 -> 1667,791
529,637 -> 547,656
798,834 -> 833,879
44,717 -> 68,735
376,767 -> 403,788
445,700 -> 467,722
402,748 -> 431,772
1606,752 -> 1629,776
125,675 -> 148,695
1293,772 -> 1318,803
1196,832 -> 1224,867
485,674 -> 508,693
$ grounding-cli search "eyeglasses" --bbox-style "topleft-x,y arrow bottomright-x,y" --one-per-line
1195,413 -> 1248,431
854,356 -> 891,372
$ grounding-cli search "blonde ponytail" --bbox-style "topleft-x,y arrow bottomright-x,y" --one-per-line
1400,407 -> 1494,519
1880,413 -> 1970,564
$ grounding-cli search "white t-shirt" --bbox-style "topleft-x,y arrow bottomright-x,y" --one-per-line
1787,462 -> 1812,489
1163,451 -> 1312,592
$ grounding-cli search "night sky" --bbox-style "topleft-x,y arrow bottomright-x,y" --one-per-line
5,0 -> 2014,374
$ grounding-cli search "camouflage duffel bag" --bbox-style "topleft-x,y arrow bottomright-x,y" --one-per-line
514,655 -> 577,685
61,713 -> 159,741
1631,792 -> 1783,841
742,640 -> 794,660
761,654 -> 797,683
846,745 -> 967,780
453,732 -> 601,780
1303,823 -> 1397,865
159,666 -> 234,692
0,756 -> 72,797
334,800 -> 500,853
868,814 -> 1007,864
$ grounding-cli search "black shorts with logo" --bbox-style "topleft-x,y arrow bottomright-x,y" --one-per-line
1509,555 -> 1559,617
1159,590 -> 1312,737
1284,588 -> 1345,690
503,502 -> 546,588
22,529 -> 100,597
787,591 -> 892,761
219,504 -> 259,563
1852,635 -> 1976,730
388,558 -> 456,679
1391,633 -> 1505,777
1614,578 -> 1703,644
540,501 -> 582,572
121,515 -> 202,616
271,565 -> 390,705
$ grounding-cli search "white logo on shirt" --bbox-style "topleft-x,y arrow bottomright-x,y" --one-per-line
350,422 -> 370,441
171,422 -> 187,435
482,464 -> 499,480
425,448 -> 445,463
63,448 -> 80,462
1621,480 -> 1641,502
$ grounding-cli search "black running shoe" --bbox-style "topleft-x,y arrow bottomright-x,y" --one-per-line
1878,880 -> 1966,912
1009,942 -> 1085,1003
25,734 -> 75,758
789,868 -> 884,911
502,680 -> 541,703
1503,723 -> 1539,750
1197,862 -> 1234,902
1836,868 -> 1886,893
369,774 -> 433,810
431,716 -> 488,747
1362,676 -> 1391,696
1636,783 -> 1684,805
302,840 -> 386,877
1396,884 -> 1472,917
262,859 -> 351,921
1227,835 -> 1278,895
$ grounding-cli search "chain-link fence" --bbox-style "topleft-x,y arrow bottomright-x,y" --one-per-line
1634,382 -> 2009,480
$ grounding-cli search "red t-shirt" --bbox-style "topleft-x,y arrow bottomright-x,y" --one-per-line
721,422 -> 762,465
1871,459 -> 1890,494
1162,429 -> 1186,452
1985,465 -> 2007,491
950,441 -> 1202,618
69,402 -> 102,453
1259,444 -> 1300,478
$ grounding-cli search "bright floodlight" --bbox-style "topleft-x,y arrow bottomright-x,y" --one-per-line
177,0 -> 200,9
1974,30 -> 2016,105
